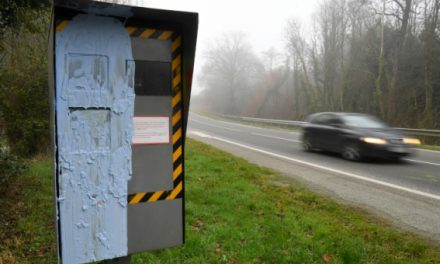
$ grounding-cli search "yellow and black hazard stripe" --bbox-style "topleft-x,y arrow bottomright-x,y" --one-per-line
126,27 -> 177,41
127,27 -> 184,204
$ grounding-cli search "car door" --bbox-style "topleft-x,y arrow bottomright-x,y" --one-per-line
323,115 -> 344,152
309,114 -> 332,150
312,114 -> 333,150
304,114 -> 322,148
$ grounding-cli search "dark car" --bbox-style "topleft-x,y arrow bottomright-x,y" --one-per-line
301,112 -> 421,161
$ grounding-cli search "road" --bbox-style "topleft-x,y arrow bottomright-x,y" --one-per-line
187,112 -> 440,243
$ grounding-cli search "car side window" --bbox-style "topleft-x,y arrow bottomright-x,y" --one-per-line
315,114 -> 331,125
309,115 -> 320,124
310,114 -> 341,126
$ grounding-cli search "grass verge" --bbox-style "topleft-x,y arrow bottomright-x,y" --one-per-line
0,157 -> 56,263
135,139 -> 440,263
1,139 -> 439,263
419,144 -> 440,152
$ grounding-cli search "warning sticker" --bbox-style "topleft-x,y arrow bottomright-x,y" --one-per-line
132,116 -> 170,145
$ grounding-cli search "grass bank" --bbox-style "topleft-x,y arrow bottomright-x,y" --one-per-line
419,144 -> 440,152
0,157 -> 56,263
1,139 -> 439,263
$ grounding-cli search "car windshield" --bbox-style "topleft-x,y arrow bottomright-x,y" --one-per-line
341,115 -> 387,128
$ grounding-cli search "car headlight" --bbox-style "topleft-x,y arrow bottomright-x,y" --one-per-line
360,137 -> 387,144
403,138 -> 421,145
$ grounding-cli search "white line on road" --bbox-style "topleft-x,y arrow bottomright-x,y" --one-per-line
252,132 -> 300,143
404,159 -> 440,167
190,130 -> 440,202
190,119 -> 241,132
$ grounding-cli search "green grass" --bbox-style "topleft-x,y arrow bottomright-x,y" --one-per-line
135,139 -> 440,263
0,157 -> 56,263
1,140 -> 440,263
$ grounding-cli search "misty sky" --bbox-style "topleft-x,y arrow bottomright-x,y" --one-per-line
139,0 -> 318,52
104,0 -> 320,93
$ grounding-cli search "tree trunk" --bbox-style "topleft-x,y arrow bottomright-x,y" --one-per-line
423,0 -> 440,126
388,0 -> 412,122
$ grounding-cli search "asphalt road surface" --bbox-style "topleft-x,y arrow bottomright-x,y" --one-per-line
187,112 -> 440,243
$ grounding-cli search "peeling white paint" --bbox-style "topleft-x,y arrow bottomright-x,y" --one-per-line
56,14 -> 134,263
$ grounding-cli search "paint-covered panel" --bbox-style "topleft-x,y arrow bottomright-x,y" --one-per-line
69,110 -> 110,152
56,14 -> 134,263
67,54 -> 110,108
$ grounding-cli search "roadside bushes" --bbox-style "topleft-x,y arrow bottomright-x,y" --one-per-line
0,148 -> 26,186
0,7 -> 50,158
0,56 -> 50,157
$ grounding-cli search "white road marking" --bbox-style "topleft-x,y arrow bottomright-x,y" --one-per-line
190,119 -> 241,132
252,132 -> 301,143
190,131 -> 213,138
405,159 -> 440,167
189,130 -> 440,202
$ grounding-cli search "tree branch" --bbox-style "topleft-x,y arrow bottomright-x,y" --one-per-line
392,0 -> 405,12
373,10 -> 404,21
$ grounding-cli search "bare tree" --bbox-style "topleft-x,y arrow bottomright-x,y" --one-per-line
196,0 -> 440,130
421,0 -> 440,125
387,0 -> 413,120
315,0 -> 350,111
197,32 -> 261,115
285,19 -> 318,112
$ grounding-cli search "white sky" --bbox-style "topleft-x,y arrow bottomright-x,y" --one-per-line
107,0 -> 320,93
138,0 -> 318,52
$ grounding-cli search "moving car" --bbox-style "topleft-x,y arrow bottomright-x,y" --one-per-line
301,112 -> 421,161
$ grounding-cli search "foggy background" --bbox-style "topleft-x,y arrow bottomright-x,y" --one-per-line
100,0 -> 440,130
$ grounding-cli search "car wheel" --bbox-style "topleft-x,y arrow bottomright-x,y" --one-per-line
341,144 -> 361,161
302,135 -> 314,152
